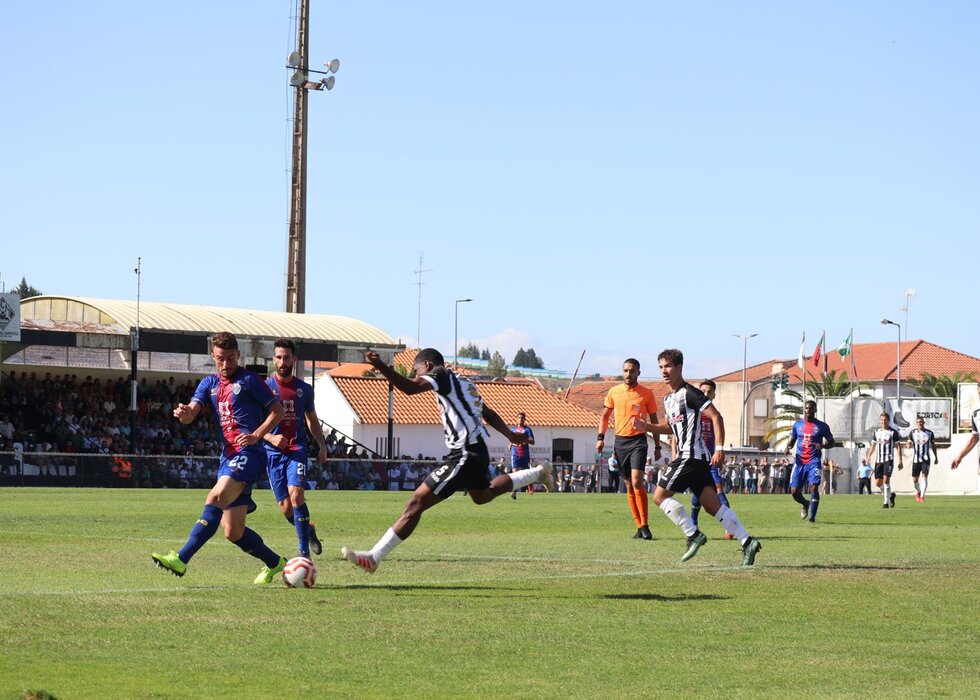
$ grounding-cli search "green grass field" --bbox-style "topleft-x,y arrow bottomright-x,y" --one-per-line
1,488 -> 978,699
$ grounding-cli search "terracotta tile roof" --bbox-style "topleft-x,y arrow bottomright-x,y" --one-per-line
565,380 -> 678,416
331,376 -> 602,427
716,341 -> 980,384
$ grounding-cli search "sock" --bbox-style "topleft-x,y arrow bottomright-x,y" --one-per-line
285,512 -> 295,524
883,484 -> 891,504
659,497 -> 698,537
626,491 -> 642,527
509,465 -> 544,491
718,491 -> 731,508
921,477 -> 928,497
177,504 -> 222,563
636,488 -> 649,527
690,493 -> 701,527
713,505 -> 749,544
369,527 -> 403,562
809,493 -> 820,521
913,480 -> 920,495
793,491 -> 810,508
294,502 -> 311,557
231,527 -> 281,568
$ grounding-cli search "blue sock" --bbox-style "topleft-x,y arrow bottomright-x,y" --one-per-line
232,528 -> 281,568
809,493 -> 820,521
690,494 -> 701,526
792,491 -> 809,508
718,491 -> 730,508
285,512 -> 295,524
177,504 -> 223,564
294,502 -> 311,557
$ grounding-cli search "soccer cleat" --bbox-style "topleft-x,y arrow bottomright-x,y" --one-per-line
253,556 -> 286,585
919,495 -> 925,502
725,531 -> 734,540
308,522 -> 323,556
537,463 -> 555,491
742,537 -> 762,566
632,528 -> 643,539
151,550 -> 187,577
341,546 -> 379,574
882,503 -> 890,509
639,524 -> 653,540
510,491 -> 517,500
681,531 -> 707,562
801,505 -> 809,519
890,492 -> 896,508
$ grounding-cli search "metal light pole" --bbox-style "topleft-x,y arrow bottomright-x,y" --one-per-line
454,299 -> 472,369
881,319 -> 901,400
734,333 -> 758,448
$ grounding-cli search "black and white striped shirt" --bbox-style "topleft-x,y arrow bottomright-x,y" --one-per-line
908,427 -> 935,464
420,366 -> 488,450
663,383 -> 713,461
870,427 -> 901,464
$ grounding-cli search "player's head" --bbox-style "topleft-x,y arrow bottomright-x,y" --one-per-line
804,400 -> 817,420
210,332 -> 240,379
273,338 -> 297,378
699,379 -> 716,399
413,348 -> 445,376
879,411 -> 890,428
622,359 -> 640,386
657,349 -> 684,385
517,411 -> 527,425
916,415 -> 925,429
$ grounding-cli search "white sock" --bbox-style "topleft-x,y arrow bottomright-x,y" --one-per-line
659,497 -> 698,537
920,477 -> 928,497
369,527 -> 403,562
883,484 -> 891,504
509,465 -> 543,491
714,505 -> 749,545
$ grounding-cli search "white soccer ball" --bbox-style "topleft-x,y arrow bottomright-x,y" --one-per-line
282,556 -> 317,588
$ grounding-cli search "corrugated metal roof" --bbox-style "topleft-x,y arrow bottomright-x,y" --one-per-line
20,296 -> 397,346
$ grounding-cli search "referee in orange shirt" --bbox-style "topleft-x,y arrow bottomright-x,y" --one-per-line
597,358 -> 662,539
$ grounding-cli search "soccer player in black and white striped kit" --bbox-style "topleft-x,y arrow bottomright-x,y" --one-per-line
867,412 -> 903,508
341,348 -> 555,574
631,348 -> 762,566
906,416 -> 938,503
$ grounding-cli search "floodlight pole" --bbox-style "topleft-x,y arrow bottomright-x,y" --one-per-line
285,0 -> 310,314
734,333 -> 758,448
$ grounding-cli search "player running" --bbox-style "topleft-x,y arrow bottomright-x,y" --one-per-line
152,332 -> 287,584
867,412 -> 903,509
785,400 -> 836,523
263,339 -> 328,557
906,416 -> 938,503
690,380 -> 733,538
340,348 -> 554,574
631,349 -> 762,566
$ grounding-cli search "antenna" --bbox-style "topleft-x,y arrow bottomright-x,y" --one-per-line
414,253 -> 433,348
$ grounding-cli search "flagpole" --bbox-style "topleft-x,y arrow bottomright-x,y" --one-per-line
848,328 -> 854,493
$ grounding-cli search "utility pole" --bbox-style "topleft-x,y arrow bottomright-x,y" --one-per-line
415,253 -> 432,348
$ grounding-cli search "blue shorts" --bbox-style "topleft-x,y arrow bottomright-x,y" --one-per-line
789,461 -> 821,489
266,449 -> 310,502
709,465 -> 724,486
218,445 -> 267,485
511,454 -> 531,471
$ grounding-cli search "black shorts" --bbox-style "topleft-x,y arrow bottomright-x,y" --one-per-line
912,461 -> 930,478
614,435 -> 648,472
424,439 -> 490,498
658,457 -> 714,496
874,460 -> 894,480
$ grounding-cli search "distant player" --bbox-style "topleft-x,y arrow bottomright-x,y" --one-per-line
596,358 -> 662,540
263,339 -> 328,557
950,384 -> 980,472
690,380 -> 733,539
152,332 -> 287,584
632,349 -> 762,566
340,349 -> 554,574
867,412 -> 903,509
510,412 -> 536,498
906,416 -> 938,503
785,400 -> 836,523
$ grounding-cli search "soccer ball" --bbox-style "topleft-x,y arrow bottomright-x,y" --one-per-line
282,556 -> 317,588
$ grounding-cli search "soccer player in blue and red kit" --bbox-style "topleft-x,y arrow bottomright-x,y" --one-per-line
152,332 -> 287,584
509,412 -> 536,498
264,338 -> 329,557
785,400 -> 836,523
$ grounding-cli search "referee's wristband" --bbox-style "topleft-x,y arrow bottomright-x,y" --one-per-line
597,433 -> 605,441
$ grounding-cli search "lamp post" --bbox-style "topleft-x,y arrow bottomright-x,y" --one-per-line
880,319 -> 901,401
454,299 -> 472,369
734,333 -> 758,448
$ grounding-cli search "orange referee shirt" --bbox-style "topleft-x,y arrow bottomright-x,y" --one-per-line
603,383 -> 658,437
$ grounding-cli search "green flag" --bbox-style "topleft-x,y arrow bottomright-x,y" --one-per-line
836,332 -> 852,358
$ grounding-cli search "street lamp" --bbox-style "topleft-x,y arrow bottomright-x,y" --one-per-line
454,299 -> 472,369
880,319 -> 901,401
734,333 -> 758,448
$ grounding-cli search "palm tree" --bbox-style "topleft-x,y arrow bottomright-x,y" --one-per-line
763,369 -> 872,448
911,371 -> 976,420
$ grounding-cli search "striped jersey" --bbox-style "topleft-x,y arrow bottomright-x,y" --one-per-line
907,427 -> 935,463
192,367 -> 277,458
420,366 -> 489,450
972,409 -> 980,435
265,374 -> 315,454
870,427 -> 901,464
663,383 -> 712,460
790,419 -> 835,466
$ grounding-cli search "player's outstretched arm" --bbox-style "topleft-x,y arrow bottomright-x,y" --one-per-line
364,351 -> 432,395
951,434 -> 978,469
484,405 -> 527,444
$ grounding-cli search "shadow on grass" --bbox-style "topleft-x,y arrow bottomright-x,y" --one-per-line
760,535 -> 880,541
773,563 -> 915,571
603,593 -> 729,602
331,584 -> 503,592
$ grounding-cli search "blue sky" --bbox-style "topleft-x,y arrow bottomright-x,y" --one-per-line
2,2 -> 977,379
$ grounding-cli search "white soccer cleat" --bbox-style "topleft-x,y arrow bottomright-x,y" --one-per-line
537,462 -> 556,491
341,546 -> 378,574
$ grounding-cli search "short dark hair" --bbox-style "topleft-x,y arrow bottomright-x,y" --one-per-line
274,338 -> 297,354
211,332 -> 238,351
880,411 -> 889,419
699,379 -> 716,391
805,400 -> 817,409
624,358 -> 640,371
415,348 -> 445,367
657,348 -> 683,366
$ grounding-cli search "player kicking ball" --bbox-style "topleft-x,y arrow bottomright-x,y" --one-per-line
340,349 -> 554,574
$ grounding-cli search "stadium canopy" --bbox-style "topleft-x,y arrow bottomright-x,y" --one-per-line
3,296 -> 402,371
